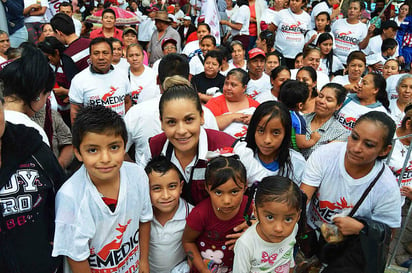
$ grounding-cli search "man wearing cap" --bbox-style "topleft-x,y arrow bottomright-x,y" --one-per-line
362,20 -> 399,57
178,16 -> 196,48
152,38 -> 178,77
245,48 -> 271,100
90,8 -> 123,40
148,10 -> 181,65
138,6 -> 158,50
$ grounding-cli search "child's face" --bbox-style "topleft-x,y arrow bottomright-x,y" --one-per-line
148,169 -> 182,218
315,14 -> 329,31
255,115 -> 285,163
200,38 -> 215,55
256,201 -> 300,243
206,178 -> 246,221
74,132 -> 125,185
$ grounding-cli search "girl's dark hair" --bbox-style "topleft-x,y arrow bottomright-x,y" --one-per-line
320,83 -> 348,105
159,84 -> 203,119
201,35 -> 216,46
38,36 -> 66,55
369,73 -> 390,111
355,111 -> 395,159
259,30 -> 275,52
245,101 -> 293,178
278,80 -> 310,109
205,155 -> 247,190
108,37 -> 123,47
297,66 -> 318,98
294,52 -> 303,69
244,176 -> 306,232
316,33 -> 334,77
270,65 -> 290,80
226,68 -> 249,86
0,43 -> 55,106
315,11 -> 331,32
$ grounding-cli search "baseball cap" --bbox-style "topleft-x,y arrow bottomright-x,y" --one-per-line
123,27 -> 137,36
183,15 -> 191,21
161,38 -> 177,50
248,48 -> 266,59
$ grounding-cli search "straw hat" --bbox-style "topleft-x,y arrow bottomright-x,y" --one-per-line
154,11 -> 171,23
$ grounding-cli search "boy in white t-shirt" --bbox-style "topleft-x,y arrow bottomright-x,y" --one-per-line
145,156 -> 193,273
52,106 -> 153,273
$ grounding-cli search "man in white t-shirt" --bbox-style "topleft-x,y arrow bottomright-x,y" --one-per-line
245,48 -> 271,99
69,37 -> 131,123
58,2 -> 82,37
331,0 -> 373,63
362,20 -> 399,57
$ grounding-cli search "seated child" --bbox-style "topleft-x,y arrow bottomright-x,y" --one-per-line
367,38 -> 398,74
52,106 -> 153,273
233,176 -> 302,272
278,80 -> 320,150
182,155 -> 253,273
145,156 -> 193,273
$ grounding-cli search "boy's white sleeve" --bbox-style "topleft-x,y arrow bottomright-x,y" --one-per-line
233,237 -> 253,272
52,190 -> 93,261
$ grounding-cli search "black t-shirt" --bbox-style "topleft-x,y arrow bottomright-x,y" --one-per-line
191,72 -> 226,94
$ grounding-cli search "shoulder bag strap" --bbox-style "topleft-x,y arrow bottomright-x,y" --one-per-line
348,164 -> 385,217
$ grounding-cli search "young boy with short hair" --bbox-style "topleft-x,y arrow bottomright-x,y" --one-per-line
52,106 -> 153,273
145,156 -> 193,273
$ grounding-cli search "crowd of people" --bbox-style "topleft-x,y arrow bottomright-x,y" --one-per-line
1,0 -> 412,272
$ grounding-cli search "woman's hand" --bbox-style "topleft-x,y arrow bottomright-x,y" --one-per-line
333,216 -> 364,236
241,114 -> 252,125
345,82 -> 361,94
401,186 -> 412,200
53,86 -> 69,97
233,113 -> 249,123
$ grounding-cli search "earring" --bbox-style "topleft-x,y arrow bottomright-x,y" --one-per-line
35,97 -> 40,101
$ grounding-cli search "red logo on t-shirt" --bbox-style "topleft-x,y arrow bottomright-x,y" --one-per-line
97,219 -> 132,260
102,86 -> 119,101
318,197 -> 353,211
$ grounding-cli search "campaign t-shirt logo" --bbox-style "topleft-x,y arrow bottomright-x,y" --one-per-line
281,21 -> 303,34
396,161 -> 412,186
313,196 -> 353,223
337,115 -> 356,130
336,31 -> 360,45
131,86 -> 143,103
102,86 -> 119,101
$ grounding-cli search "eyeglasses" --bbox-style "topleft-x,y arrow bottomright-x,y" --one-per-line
164,46 -> 176,50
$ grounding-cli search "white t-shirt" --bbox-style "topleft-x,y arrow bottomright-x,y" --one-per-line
261,8 -> 278,25
331,74 -> 353,86
303,142 -> 401,229
254,91 -> 277,103
125,96 -> 218,168
52,163 -> 153,272
319,56 -> 344,75
5,110 -> 50,146
227,59 -> 247,72
273,8 -> 311,58
362,35 -> 399,58
389,99 -> 404,127
387,133 -> 412,204
230,5 -> 250,36
112,58 -> 130,75
150,198 -> 193,273
182,40 -> 200,57
255,149 -> 306,185
233,222 -> 297,273
310,1 -> 332,29
223,107 -> 256,138
24,0 -> 48,23
245,73 -> 271,99
189,53 -> 205,76
69,67 -> 131,116
138,17 -> 156,42
386,74 -> 403,101
129,66 -> 159,104
331,19 -> 368,63
336,95 -> 388,131
73,17 -> 82,37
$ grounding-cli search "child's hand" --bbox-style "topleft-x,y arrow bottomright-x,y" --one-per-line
225,220 -> 254,250
333,216 -> 364,236
401,186 -> 412,200
310,131 -> 321,143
